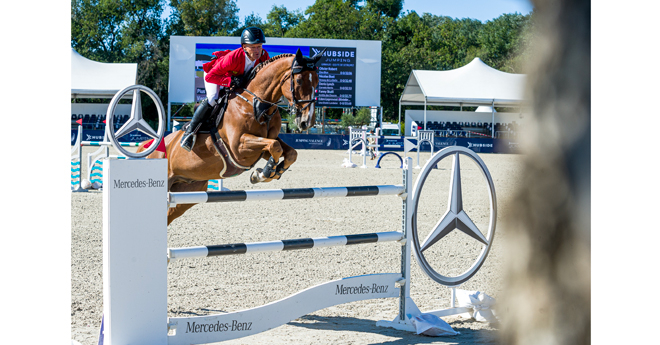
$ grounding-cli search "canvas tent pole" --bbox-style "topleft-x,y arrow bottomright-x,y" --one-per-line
491,100 -> 495,138
398,101 -> 402,136
423,97 -> 427,130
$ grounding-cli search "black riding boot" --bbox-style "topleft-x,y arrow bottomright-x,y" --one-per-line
180,99 -> 212,151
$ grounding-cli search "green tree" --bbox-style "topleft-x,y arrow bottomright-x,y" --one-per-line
71,0 -> 165,63
263,5 -> 305,38
366,0 -> 403,19
286,0 -> 385,40
477,13 -> 530,72
232,12 -> 265,36
71,0 -> 169,118
379,11 -> 441,122
340,108 -> 371,128
284,109 -> 299,132
170,0 -> 239,36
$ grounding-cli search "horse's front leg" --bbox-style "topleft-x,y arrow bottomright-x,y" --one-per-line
238,134 -> 284,184
269,137 -> 297,180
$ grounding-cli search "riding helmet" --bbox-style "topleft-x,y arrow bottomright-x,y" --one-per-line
241,27 -> 266,45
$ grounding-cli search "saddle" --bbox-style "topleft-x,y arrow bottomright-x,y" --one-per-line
181,88 -> 261,178
182,93 -> 230,135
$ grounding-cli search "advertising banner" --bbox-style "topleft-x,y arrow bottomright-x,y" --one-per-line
71,130 -> 172,145
72,130 -> 519,153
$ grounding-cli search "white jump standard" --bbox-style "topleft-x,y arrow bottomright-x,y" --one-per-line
101,85 -> 498,345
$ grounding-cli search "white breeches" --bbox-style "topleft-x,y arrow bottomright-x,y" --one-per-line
203,72 -> 225,106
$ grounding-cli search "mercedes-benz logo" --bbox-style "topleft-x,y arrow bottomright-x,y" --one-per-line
410,146 -> 497,286
105,85 -> 166,158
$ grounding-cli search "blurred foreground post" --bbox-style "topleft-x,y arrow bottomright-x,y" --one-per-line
500,0 -> 591,344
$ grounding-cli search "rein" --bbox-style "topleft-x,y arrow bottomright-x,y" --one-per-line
233,55 -> 318,128
233,89 -> 279,127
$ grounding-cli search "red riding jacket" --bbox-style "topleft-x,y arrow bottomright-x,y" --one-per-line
203,47 -> 270,87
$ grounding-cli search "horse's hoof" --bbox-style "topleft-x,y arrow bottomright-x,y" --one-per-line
250,169 -> 263,184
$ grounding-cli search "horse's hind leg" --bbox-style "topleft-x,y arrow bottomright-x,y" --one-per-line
167,180 -> 209,225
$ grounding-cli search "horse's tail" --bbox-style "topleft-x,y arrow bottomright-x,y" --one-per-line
136,140 -> 149,153
136,136 -> 170,159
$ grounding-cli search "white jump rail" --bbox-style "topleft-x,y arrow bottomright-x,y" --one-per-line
345,128 -> 436,169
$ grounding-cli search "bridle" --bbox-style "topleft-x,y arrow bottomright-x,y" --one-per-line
288,57 -> 318,116
234,55 -> 319,126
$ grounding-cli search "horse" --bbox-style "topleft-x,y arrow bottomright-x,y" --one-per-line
138,49 -> 322,225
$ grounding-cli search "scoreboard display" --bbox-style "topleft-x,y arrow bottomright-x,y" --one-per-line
311,47 -> 357,107
170,36 -> 381,112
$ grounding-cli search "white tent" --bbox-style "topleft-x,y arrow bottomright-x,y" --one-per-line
398,57 -> 527,136
71,48 -> 137,98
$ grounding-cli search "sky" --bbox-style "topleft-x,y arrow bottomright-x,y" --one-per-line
234,0 -> 533,23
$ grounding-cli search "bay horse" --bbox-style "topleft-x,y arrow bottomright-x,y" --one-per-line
138,49 -> 322,225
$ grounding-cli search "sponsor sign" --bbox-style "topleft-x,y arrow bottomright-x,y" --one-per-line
71,131 -> 519,153
184,320 -> 252,334
71,130 -> 172,145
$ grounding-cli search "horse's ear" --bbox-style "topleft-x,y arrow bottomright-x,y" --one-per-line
311,48 -> 326,63
295,48 -> 304,63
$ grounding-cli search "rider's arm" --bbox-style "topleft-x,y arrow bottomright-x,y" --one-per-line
206,49 -> 243,81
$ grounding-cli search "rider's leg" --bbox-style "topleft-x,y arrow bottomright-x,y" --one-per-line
180,99 -> 211,151
180,75 -> 222,151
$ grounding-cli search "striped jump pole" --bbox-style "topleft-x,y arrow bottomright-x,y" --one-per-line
71,124 -> 87,192
206,179 -> 229,191
168,185 -> 404,207
89,156 -> 128,186
168,231 -> 403,260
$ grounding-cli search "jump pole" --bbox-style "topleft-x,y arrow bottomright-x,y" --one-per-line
415,130 -> 435,169
346,127 -> 367,168
71,124 -> 87,192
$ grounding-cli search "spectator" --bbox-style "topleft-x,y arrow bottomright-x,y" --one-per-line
367,130 -> 377,160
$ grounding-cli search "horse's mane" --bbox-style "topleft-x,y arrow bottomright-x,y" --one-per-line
252,53 -> 294,75
243,53 -> 294,85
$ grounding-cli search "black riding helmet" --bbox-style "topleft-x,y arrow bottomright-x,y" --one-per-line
241,27 -> 266,45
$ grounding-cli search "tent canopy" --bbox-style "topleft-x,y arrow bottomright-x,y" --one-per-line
399,57 -> 527,107
71,48 -> 137,98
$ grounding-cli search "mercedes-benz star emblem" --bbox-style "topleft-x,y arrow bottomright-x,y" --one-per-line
410,146 -> 497,287
105,85 -> 166,159
420,153 -> 489,252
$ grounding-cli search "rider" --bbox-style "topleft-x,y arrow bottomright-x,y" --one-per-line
180,27 -> 270,151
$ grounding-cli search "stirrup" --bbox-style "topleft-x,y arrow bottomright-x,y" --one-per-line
180,132 -> 197,152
